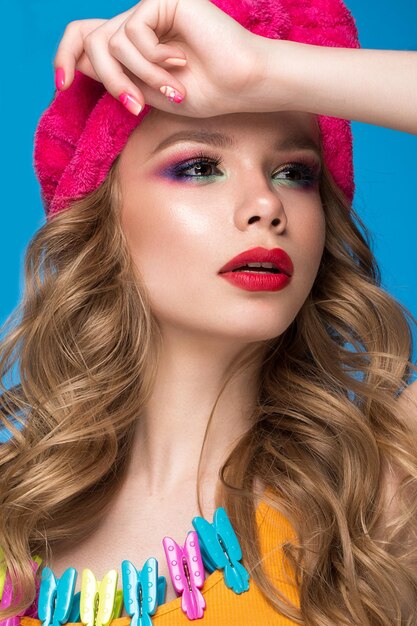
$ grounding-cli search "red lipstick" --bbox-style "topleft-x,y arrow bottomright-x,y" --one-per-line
218,246 -> 294,292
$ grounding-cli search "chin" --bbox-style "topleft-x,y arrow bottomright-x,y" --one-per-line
209,318 -> 292,343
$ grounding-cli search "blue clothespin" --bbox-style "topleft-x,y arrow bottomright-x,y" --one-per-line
122,558 -> 166,626
192,507 -> 250,594
38,567 -> 77,626
67,592 -> 81,623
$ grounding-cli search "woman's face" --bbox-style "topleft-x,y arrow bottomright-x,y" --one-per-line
118,109 -> 325,342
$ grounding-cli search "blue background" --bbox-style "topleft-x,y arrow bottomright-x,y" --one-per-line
1,0 -> 416,367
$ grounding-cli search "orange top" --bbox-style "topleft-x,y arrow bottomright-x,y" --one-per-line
20,499 -> 300,625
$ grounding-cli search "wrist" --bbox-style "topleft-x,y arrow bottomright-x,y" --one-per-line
238,37 -> 306,114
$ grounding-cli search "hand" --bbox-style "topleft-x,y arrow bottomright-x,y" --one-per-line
53,0 -> 266,118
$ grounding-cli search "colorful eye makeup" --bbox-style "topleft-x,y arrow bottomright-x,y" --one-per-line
168,151 -> 223,182
159,150 -> 322,189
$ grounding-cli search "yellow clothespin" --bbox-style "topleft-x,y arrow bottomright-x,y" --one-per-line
79,569 -> 119,626
112,591 -> 123,620
0,547 -> 6,602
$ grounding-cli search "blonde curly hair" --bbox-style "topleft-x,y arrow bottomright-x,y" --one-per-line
1,154 -> 417,625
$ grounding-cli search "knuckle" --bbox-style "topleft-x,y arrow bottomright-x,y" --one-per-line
145,47 -> 159,63
123,19 -> 137,39
63,20 -> 80,35
108,78 -> 124,98
108,34 -> 124,54
83,32 -> 95,52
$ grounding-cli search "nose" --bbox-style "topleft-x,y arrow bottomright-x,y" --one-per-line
235,177 -> 287,234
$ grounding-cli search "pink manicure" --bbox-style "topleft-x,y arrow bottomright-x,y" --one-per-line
159,86 -> 184,103
119,92 -> 143,116
55,67 -> 65,91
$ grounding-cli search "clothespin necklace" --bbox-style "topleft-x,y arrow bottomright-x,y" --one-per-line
38,567 -> 77,626
122,557 -> 166,626
80,568 -> 122,626
192,507 -> 250,594
0,507 -> 250,626
162,530 -> 206,620
37,567 -> 124,626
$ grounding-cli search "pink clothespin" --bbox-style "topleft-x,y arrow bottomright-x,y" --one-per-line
162,531 -> 206,620
0,558 -> 41,626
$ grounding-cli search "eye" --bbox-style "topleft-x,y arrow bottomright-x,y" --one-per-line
167,152 -> 321,187
272,162 -> 321,188
170,152 -> 223,180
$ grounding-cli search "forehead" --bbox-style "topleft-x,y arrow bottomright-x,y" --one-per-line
123,109 -> 321,158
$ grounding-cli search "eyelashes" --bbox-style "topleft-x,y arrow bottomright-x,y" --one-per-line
166,150 -> 321,188
167,151 -> 223,181
172,152 -> 223,179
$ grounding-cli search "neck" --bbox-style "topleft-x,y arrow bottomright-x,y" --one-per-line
126,326 -> 266,497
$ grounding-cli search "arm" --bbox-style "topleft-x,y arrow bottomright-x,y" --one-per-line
52,1 -> 417,129
252,39 -> 417,135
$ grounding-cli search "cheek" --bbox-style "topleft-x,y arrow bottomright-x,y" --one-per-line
121,190 -> 221,319
120,183 -> 326,339
122,192 -> 215,271
292,206 -> 326,292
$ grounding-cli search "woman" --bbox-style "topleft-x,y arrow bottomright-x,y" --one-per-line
1,0 -> 417,624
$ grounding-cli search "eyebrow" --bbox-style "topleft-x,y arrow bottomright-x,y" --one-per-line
150,129 -> 321,157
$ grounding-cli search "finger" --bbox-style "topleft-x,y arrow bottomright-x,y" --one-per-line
75,51 -> 101,82
123,1 -> 187,66
53,8 -> 138,91
54,19 -> 107,90
108,30 -> 187,102
85,32 -> 186,113
83,35 -> 146,115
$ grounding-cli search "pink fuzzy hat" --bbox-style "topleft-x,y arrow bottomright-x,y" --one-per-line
33,0 -> 360,218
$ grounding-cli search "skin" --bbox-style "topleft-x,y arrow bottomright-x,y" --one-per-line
118,108 -> 325,495
48,109 -> 326,602
54,1 -> 417,132
45,3 -> 417,605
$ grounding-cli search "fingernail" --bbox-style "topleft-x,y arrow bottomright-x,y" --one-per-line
119,92 -> 143,116
159,86 -> 184,103
164,57 -> 187,66
55,67 -> 65,90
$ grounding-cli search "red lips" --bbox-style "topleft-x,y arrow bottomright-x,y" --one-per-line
218,246 -> 294,276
